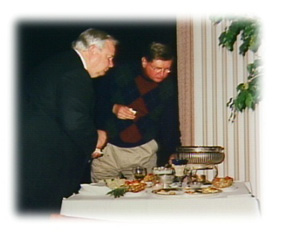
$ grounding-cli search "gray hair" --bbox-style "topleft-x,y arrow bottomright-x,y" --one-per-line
72,28 -> 117,51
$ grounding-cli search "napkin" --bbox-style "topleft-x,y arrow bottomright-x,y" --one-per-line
79,183 -> 111,195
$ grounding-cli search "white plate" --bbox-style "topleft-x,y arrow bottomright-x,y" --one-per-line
79,184 -> 111,195
124,190 -> 147,197
183,192 -> 222,198
219,185 -> 238,192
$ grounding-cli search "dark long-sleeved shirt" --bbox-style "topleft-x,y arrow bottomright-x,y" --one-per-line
96,64 -> 181,165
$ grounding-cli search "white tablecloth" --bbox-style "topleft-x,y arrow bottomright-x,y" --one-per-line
60,182 -> 260,222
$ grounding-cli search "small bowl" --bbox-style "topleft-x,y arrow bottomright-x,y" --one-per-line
171,159 -> 188,165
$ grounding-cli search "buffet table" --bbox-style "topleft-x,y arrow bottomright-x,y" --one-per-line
60,181 -> 260,222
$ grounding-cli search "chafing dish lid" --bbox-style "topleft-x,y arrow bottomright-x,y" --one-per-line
176,146 -> 224,153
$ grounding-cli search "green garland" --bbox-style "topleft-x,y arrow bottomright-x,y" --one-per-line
212,17 -> 262,122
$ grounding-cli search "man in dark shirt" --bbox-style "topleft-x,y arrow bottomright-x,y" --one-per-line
18,29 -> 117,213
91,42 -> 181,181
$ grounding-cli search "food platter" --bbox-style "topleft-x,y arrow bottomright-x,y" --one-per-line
184,186 -> 222,195
152,188 -> 184,196
151,186 -> 222,196
102,174 -> 234,198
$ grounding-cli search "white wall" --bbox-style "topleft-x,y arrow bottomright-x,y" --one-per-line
177,17 -> 260,198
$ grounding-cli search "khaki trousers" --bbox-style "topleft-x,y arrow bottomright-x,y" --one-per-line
91,140 -> 158,182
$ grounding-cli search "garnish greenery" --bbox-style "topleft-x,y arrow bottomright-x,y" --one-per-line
107,187 -> 128,198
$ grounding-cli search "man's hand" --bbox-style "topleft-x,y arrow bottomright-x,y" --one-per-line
91,148 -> 103,159
112,104 -> 136,120
91,130 -> 107,158
96,130 -> 107,149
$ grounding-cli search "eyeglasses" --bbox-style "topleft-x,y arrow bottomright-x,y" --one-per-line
149,65 -> 171,74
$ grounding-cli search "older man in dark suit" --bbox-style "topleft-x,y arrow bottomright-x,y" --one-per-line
18,29 -> 117,214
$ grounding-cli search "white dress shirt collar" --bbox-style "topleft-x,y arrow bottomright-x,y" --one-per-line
74,49 -> 87,70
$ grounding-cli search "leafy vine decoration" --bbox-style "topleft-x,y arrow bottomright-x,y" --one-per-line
212,17 -> 262,122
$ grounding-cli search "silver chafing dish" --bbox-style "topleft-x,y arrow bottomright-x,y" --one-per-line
175,146 -> 225,185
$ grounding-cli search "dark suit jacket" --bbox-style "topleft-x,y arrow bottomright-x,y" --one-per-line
19,50 -> 98,212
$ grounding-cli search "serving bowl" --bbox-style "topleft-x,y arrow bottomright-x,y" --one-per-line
176,146 -> 225,165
